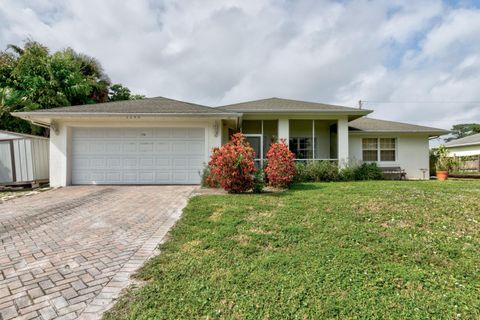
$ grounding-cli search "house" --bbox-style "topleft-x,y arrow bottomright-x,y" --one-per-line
0,130 -> 49,185
13,97 -> 448,186
443,133 -> 480,157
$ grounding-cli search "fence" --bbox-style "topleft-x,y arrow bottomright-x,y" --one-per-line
454,155 -> 480,172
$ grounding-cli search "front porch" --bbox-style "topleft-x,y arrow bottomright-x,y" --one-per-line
222,117 -> 350,166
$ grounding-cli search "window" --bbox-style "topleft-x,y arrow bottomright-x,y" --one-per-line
289,137 -> 313,159
380,138 -> 396,161
362,138 -> 396,162
362,138 -> 378,161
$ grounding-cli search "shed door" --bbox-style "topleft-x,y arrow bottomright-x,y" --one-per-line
71,127 -> 205,185
0,141 -> 13,183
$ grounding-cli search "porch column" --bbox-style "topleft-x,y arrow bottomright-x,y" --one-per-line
337,117 -> 349,167
278,119 -> 289,145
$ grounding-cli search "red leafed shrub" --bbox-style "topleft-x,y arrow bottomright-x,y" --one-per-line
207,133 -> 256,193
265,140 -> 296,187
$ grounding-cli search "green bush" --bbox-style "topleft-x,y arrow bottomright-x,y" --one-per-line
252,170 -> 265,193
200,166 -> 218,188
339,166 -> 356,181
353,163 -> 383,181
294,161 -> 339,182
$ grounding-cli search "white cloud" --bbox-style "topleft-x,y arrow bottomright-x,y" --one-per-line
0,0 -> 479,130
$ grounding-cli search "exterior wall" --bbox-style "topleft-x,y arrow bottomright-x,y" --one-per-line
349,133 -> 430,179
49,118 -> 223,187
447,145 -> 480,157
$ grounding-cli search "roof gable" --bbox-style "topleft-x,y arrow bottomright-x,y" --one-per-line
218,97 -> 372,114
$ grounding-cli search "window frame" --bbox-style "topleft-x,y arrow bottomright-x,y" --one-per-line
362,137 -> 397,162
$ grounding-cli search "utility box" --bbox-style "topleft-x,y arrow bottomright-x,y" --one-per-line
0,130 -> 49,185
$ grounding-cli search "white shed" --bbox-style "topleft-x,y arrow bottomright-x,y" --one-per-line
0,130 -> 49,185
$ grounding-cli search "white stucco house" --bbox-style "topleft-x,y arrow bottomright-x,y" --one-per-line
443,133 -> 480,157
13,97 -> 448,187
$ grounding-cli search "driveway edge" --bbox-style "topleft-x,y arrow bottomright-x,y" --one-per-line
78,188 -> 195,320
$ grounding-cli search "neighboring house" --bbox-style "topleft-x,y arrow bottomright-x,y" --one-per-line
0,130 -> 49,184
443,133 -> 480,157
13,97 -> 448,186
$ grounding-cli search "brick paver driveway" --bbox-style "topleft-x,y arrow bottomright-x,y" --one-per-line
0,186 -> 196,320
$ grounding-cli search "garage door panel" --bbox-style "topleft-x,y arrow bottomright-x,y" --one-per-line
188,142 -> 204,154
123,142 -> 137,153
91,172 -> 106,183
72,127 -> 205,185
106,142 -> 122,153
139,142 -> 154,152
139,171 -> 155,183
173,158 -> 187,169
155,158 -> 171,168
90,143 -> 106,153
123,158 -> 138,169
73,141 -> 89,155
172,142 -> 187,153
106,158 -> 122,168
156,142 -> 171,153
188,157 -> 204,168
172,128 -> 188,138
139,157 -> 155,167
155,171 -> 171,183
73,157 -> 90,169
155,128 -> 172,138
173,171 -> 187,182
188,171 -> 201,183
90,158 -> 106,169
123,172 -> 138,183
105,171 -> 122,182
188,128 -> 205,139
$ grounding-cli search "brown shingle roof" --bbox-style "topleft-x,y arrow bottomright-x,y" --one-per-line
16,97 -> 237,115
349,117 -> 449,135
218,97 -> 372,114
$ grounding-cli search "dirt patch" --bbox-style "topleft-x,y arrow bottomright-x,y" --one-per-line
181,240 -> 202,252
229,234 -> 251,245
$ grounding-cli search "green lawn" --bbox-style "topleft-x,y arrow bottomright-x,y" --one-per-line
104,181 -> 480,320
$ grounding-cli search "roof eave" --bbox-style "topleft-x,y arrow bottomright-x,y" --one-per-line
445,142 -> 480,148
349,130 -> 450,136
13,112 -> 241,119
222,109 -> 373,114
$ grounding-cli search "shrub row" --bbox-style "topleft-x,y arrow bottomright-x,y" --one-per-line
202,133 -> 384,192
294,161 -> 383,182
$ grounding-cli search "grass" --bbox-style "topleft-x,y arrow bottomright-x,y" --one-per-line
104,181 -> 480,320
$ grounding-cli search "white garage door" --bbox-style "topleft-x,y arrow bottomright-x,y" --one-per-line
71,127 -> 205,184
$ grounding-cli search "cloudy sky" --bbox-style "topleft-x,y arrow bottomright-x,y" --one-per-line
1,0 -> 479,131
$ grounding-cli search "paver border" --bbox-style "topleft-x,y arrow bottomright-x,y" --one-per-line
78,188 -> 196,320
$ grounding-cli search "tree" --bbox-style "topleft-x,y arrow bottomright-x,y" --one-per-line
445,123 -> 480,142
109,83 -> 145,101
0,40 -> 142,135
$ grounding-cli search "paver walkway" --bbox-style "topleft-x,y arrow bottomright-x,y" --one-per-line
0,186 -> 196,320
